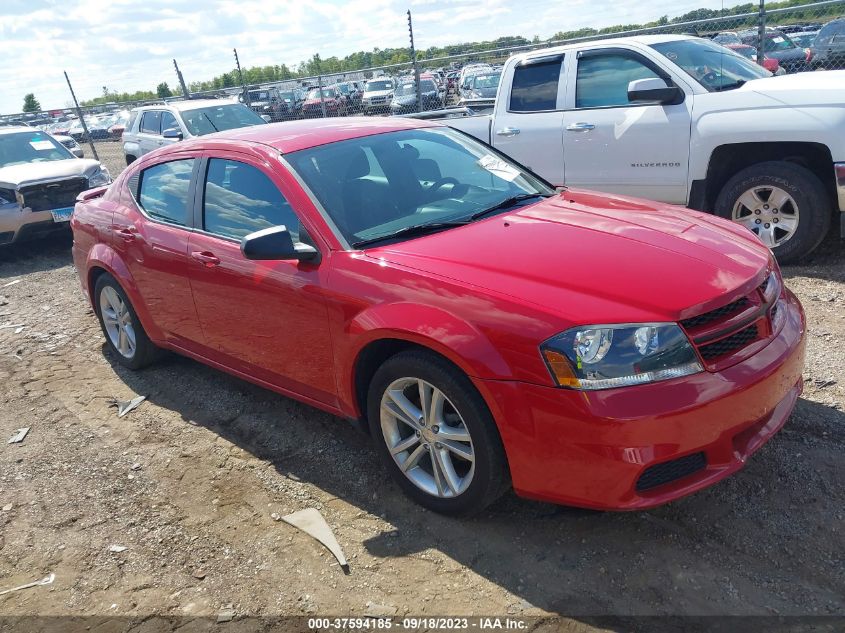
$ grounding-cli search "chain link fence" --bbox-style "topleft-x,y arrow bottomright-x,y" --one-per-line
2,0 -> 843,178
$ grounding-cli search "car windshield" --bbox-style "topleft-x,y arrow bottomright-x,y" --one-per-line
181,104 -> 266,136
286,127 -> 554,247
791,32 -> 817,47
366,80 -> 392,91
307,89 -> 336,99
762,34 -> 798,51
0,131 -> 75,167
395,83 -> 416,96
279,92 -> 296,102
249,91 -> 270,101
651,38 -> 770,92
472,73 -> 501,89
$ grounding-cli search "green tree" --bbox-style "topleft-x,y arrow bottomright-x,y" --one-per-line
22,93 -> 41,113
156,82 -> 173,98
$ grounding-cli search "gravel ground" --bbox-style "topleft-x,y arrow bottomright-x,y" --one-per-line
0,189 -> 842,628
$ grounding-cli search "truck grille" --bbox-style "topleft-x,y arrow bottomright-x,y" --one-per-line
680,275 -> 777,368
19,177 -> 88,212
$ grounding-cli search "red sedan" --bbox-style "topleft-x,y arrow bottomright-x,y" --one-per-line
71,118 -> 805,516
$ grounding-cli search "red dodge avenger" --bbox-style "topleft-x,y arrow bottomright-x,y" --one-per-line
71,118 -> 805,516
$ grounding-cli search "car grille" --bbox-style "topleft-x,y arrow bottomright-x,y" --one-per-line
680,276 -> 777,367
19,177 -> 88,212
636,452 -> 707,492
698,323 -> 760,361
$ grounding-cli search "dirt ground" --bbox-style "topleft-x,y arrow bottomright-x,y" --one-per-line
0,158 -> 843,630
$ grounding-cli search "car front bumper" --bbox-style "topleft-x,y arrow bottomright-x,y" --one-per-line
0,204 -> 70,245
475,289 -> 806,510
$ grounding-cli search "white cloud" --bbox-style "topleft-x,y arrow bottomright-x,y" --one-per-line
2,0 -> 734,113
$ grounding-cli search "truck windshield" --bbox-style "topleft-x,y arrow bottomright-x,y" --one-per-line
651,39 -> 770,92
0,131 -> 74,168
472,73 -> 501,89
181,104 -> 266,136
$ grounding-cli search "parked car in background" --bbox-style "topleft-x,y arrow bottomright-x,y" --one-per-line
421,34 -> 845,263
0,127 -> 110,245
53,134 -> 84,158
301,87 -> 347,118
725,43 -> 783,73
739,30 -> 810,72
362,78 -> 396,113
711,31 -> 742,45
789,30 -> 819,49
459,71 -> 502,106
122,99 -> 266,164
71,118 -> 805,516
336,82 -> 363,112
69,116 -> 112,142
390,79 -> 442,114
810,18 -> 845,68
108,111 -> 131,140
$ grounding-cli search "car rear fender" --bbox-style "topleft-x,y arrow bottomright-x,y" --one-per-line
85,243 -> 164,342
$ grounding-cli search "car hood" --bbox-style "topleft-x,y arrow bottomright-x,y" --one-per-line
0,158 -> 102,189
364,190 -> 770,324
735,69 -> 845,105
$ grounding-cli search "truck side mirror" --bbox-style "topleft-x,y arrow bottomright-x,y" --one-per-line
627,78 -> 684,104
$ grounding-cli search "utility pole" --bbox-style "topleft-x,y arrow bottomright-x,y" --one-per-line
317,75 -> 327,118
234,48 -> 250,107
173,59 -> 190,99
757,0 -> 766,67
63,71 -> 99,161
407,10 -> 423,113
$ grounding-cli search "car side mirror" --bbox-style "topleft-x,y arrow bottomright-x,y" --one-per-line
241,226 -> 320,263
627,78 -> 684,104
261,114 -> 272,122
162,127 -> 183,140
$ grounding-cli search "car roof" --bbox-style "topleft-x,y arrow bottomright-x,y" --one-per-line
173,117 -> 439,155
0,126 -> 42,136
131,99 -> 237,113
510,34 -> 698,63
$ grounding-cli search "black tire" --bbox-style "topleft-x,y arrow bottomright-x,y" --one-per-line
367,350 -> 510,517
125,154 -> 136,166
713,161 -> 831,264
94,273 -> 160,370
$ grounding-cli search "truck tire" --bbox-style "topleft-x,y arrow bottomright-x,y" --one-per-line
714,161 -> 831,264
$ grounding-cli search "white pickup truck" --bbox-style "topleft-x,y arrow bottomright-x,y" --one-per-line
436,34 -> 845,262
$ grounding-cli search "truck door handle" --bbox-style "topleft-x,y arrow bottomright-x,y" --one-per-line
495,127 -> 520,137
191,251 -> 220,267
566,122 -> 595,132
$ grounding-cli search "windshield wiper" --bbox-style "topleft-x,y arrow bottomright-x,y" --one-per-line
469,193 -> 551,221
713,79 -> 747,92
352,221 -> 468,249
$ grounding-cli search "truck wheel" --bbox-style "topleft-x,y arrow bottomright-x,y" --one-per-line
714,161 -> 831,264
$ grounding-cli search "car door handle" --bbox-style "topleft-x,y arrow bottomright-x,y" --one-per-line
112,226 -> 135,242
191,251 -> 220,267
566,122 -> 595,132
495,127 -> 520,137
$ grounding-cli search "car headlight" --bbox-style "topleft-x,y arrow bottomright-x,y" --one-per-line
88,167 -> 111,187
540,323 -> 703,390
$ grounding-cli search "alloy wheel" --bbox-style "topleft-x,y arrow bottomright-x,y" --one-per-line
380,377 -> 475,498
99,286 -> 136,359
731,185 -> 799,248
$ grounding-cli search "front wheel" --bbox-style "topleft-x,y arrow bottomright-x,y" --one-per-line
714,161 -> 831,264
367,350 -> 510,516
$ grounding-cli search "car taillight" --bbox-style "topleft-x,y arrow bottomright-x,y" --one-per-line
805,48 -> 813,62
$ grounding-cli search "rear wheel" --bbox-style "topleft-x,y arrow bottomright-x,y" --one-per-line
94,273 -> 160,370
714,161 -> 831,264
367,350 -> 509,516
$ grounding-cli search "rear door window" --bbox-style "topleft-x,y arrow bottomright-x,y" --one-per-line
140,111 -> 162,135
509,56 -> 563,112
138,159 -> 195,225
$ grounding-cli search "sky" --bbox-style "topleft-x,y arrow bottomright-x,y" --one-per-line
0,0 -> 735,114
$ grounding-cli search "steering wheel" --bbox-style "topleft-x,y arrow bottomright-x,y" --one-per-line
426,177 -> 460,196
700,71 -> 719,87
